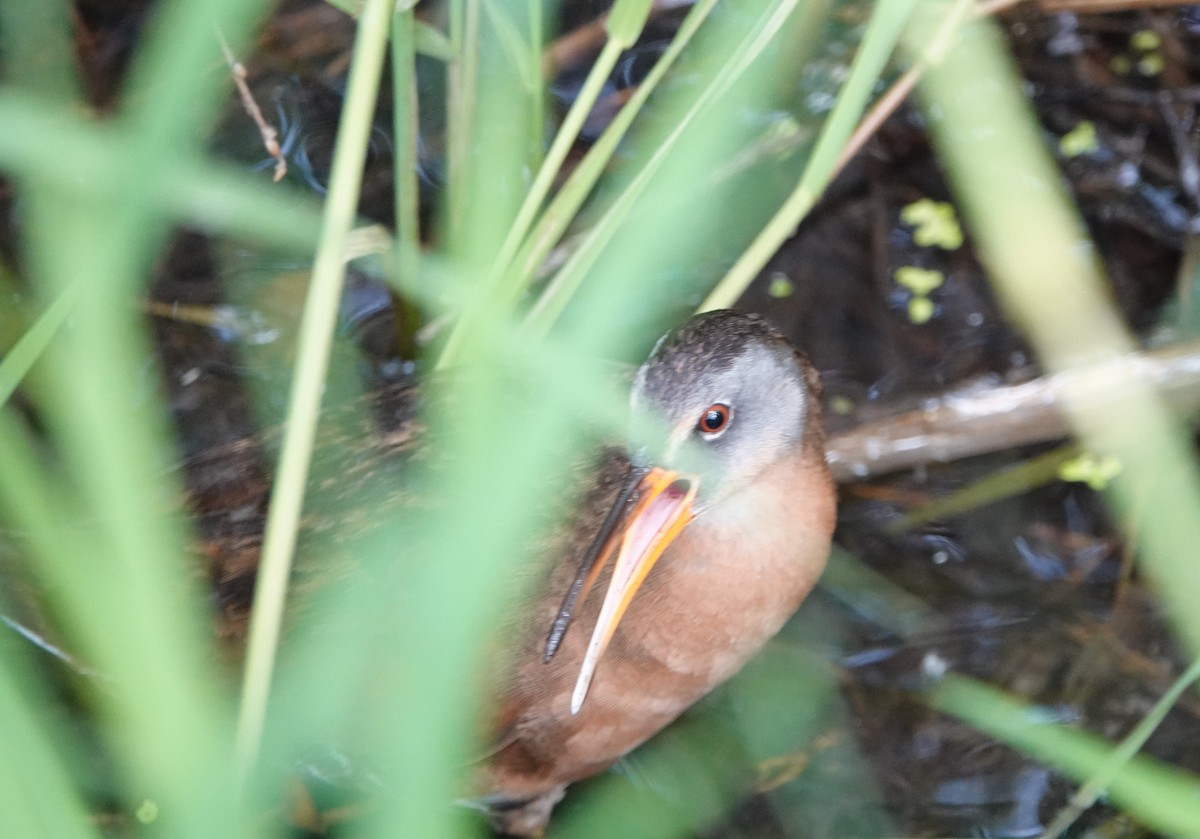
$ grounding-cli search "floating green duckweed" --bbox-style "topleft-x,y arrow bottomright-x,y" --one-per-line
768,272 -> 795,298
907,295 -> 935,324
895,265 -> 944,295
1138,53 -> 1165,76
1130,30 -> 1161,51
829,394 -> 855,416
1059,120 -> 1097,158
900,198 -> 963,250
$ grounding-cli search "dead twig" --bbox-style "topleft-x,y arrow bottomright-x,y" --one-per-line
825,340 -> 1200,481
217,30 -> 287,182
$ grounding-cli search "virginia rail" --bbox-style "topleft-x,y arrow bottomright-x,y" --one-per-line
478,310 -> 836,835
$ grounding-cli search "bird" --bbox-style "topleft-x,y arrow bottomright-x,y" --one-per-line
181,308 -> 833,835
475,309 -> 837,836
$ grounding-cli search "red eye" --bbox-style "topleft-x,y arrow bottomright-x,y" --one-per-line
697,403 -> 731,435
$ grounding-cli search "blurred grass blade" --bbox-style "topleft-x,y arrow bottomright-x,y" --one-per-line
120,0 -> 265,150
391,3 -> 422,319
368,2 -> 557,834
8,0 -> 273,831
890,444 -> 1080,531
526,0 -> 807,335
910,9 -> 1200,659
930,675 -> 1200,836
1040,656 -> 1200,839
415,19 -> 456,61
0,0 -> 77,101
444,0 -> 481,251
700,0 -> 917,311
0,284 -> 74,408
488,0 -> 654,301
235,0 -> 396,777
506,0 -> 717,316
434,0 -> 657,367
820,546 -> 935,639
436,0 -> 544,348
0,652 -> 97,839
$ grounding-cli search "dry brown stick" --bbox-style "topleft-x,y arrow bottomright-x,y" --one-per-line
824,340 -> 1200,482
217,32 -> 287,182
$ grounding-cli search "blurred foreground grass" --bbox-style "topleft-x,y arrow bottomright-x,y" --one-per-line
1,0 -> 1199,837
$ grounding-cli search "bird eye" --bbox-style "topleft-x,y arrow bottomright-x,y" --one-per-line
697,403 -> 731,435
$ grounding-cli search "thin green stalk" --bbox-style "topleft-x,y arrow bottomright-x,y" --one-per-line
234,0 -> 396,779
526,0 -> 802,334
699,0 -> 919,311
930,676 -> 1200,837
444,0 -> 481,250
499,0 -> 652,289
912,9 -> 1200,660
513,0 -> 717,324
527,0 -> 544,169
391,2 -> 423,308
1039,656 -> 1200,839
436,0 -> 711,369
0,283 -> 74,408
889,444 -> 1080,531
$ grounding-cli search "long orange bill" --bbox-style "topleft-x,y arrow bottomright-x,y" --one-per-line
543,465 -> 649,663
569,467 -> 697,715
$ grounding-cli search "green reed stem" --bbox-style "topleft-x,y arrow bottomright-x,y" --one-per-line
235,0 -> 395,779
700,0 -> 918,311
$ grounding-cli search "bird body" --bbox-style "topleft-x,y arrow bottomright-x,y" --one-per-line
479,311 -> 836,835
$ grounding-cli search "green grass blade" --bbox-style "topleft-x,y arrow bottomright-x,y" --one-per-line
509,0 -> 718,314
526,0 -> 808,334
931,675 -> 1200,837
911,8 -> 1200,660
1040,656 -> 1200,838
0,284 -> 74,408
0,653 -> 97,839
0,91 -> 324,251
700,0 -> 917,311
235,0 -> 396,778
0,0 -> 77,101
391,3 -> 423,328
